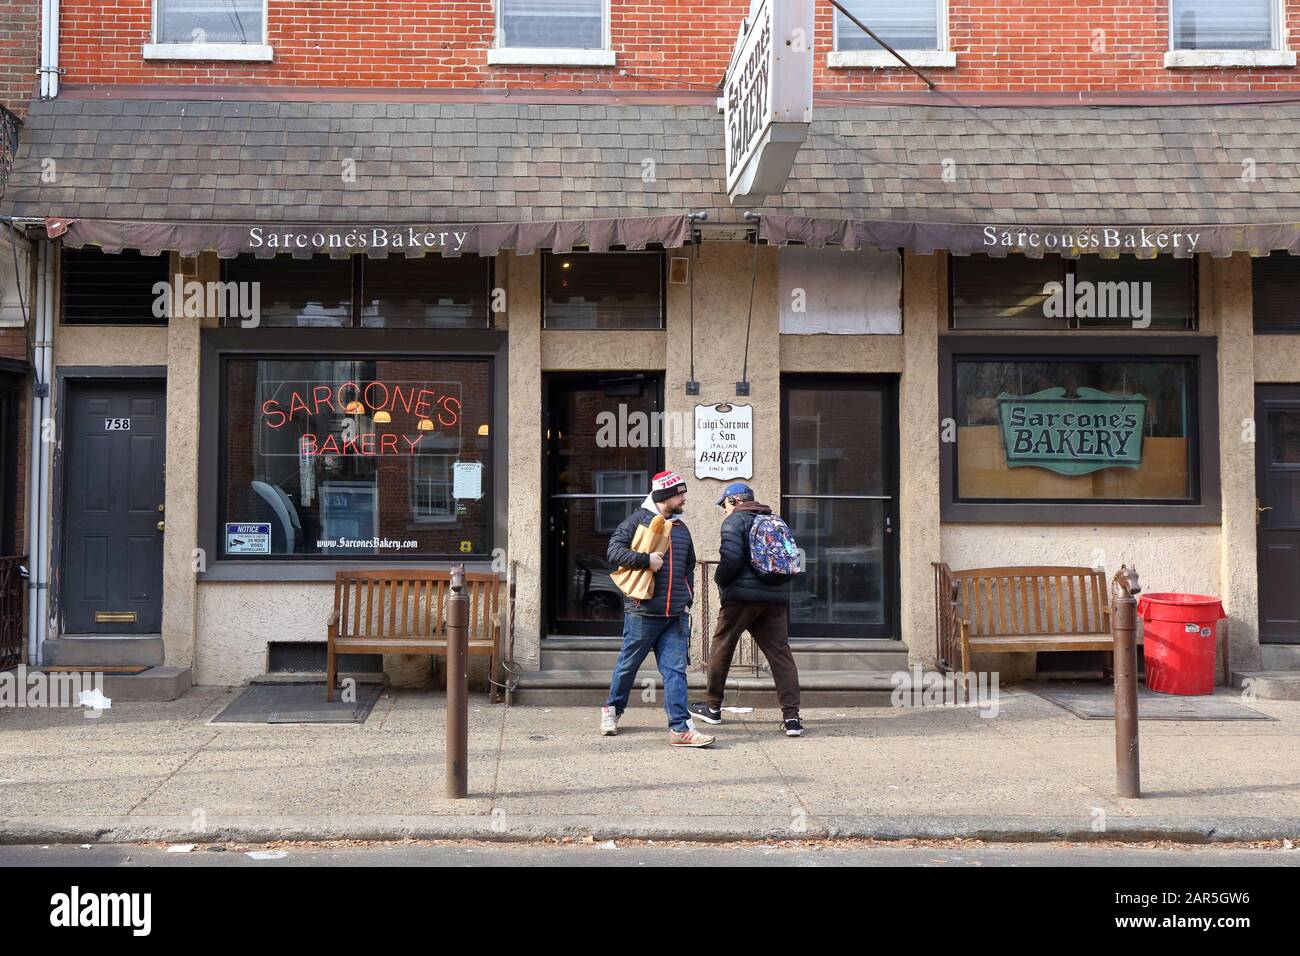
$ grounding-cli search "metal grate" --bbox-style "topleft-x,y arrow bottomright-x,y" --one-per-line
267,642 -> 380,675
0,556 -> 24,669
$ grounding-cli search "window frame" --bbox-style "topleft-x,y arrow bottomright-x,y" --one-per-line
197,327 -> 508,580
489,0 -> 616,67
540,249 -> 667,331
938,335 -> 1221,525
828,0 -> 955,69
1165,0 -> 1295,68
947,254 -> 1200,332
144,0 -> 273,62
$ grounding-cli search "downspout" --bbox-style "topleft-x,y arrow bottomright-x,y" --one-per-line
37,240 -> 54,659
25,242 -> 46,663
39,0 -> 60,99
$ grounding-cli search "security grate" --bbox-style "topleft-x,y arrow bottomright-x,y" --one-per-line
267,641 -> 381,675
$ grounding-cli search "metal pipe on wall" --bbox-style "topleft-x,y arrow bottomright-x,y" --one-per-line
37,240 -> 54,660
25,242 -> 45,664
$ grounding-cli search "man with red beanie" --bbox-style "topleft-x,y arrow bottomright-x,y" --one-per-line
600,470 -> 714,747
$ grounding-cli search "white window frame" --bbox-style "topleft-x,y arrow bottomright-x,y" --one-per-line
143,0 -> 274,62
410,452 -> 459,525
828,0 -> 955,69
1165,0 -> 1295,68
488,0 -> 616,67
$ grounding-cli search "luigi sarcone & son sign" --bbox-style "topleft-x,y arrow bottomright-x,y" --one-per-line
724,0 -> 813,203
997,388 -> 1146,477
695,404 -> 754,480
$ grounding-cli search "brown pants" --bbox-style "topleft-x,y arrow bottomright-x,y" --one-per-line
705,602 -> 801,719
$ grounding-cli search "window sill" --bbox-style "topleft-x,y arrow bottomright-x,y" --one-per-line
1163,49 -> 1295,69
828,50 -> 957,69
142,43 -> 274,62
487,48 -> 616,67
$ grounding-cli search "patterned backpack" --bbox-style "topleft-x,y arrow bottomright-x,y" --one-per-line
747,513 -> 803,582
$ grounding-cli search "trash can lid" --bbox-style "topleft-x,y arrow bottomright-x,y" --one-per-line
1137,592 -> 1225,623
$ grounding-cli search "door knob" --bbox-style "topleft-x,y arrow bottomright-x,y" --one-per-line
156,520 -> 166,532
1256,503 -> 1273,526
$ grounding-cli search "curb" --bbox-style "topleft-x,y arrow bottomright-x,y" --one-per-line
3,814 -> 1298,846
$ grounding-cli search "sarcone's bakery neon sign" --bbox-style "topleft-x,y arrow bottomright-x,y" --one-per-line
260,381 -> 461,457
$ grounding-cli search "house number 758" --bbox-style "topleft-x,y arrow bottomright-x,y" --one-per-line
104,418 -> 131,431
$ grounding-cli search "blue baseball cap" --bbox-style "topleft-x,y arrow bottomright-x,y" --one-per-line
715,482 -> 752,507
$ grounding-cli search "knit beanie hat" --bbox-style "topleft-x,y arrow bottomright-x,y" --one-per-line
650,470 -> 687,503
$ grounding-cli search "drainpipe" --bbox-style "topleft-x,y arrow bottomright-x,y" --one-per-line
39,0 -> 60,98
26,241 -> 53,665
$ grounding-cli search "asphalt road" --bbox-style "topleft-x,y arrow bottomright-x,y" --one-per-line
1,841 -> 1296,867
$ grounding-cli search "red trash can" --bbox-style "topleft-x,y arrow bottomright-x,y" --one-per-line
1136,593 -> 1224,695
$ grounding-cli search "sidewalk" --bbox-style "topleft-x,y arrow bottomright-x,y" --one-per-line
1,684 -> 1297,845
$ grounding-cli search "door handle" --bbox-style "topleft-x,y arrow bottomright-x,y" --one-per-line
1256,503 -> 1273,526
156,520 -> 165,533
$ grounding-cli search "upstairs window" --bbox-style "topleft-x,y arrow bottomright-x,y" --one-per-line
155,0 -> 266,45
498,0 -> 605,50
1171,0 -> 1277,50
834,0 -> 942,51
1254,253 -> 1300,333
542,252 -> 664,330
61,248 -> 170,326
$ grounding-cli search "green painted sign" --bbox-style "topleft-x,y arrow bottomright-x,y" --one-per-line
996,387 -> 1146,476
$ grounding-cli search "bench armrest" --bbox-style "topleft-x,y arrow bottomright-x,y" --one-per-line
327,609 -> 340,627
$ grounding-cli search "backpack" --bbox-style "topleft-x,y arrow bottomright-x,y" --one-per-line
747,513 -> 802,582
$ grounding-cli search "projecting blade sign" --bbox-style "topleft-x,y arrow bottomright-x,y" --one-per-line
723,0 -> 814,204
695,403 -> 754,480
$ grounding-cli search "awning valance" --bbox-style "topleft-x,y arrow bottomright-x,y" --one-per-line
45,215 -> 692,258
760,215 -> 1300,259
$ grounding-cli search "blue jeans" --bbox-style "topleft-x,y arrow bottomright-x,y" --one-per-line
605,612 -> 691,732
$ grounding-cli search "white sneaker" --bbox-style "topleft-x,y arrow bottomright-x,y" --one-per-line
600,706 -> 619,736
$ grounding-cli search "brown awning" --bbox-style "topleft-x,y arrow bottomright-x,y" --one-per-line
45,215 -> 692,258
760,214 -> 1300,259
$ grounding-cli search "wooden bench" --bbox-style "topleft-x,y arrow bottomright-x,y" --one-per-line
933,563 -> 1113,675
326,569 -> 502,701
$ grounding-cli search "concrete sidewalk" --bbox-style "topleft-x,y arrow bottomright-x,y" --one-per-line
1,684 -> 1297,845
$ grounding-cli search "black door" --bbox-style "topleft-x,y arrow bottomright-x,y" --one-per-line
62,381 -> 167,634
781,375 -> 900,639
1256,385 -> 1300,644
544,373 -> 664,636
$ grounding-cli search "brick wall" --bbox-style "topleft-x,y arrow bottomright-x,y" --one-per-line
54,0 -> 1300,94
0,0 -> 38,115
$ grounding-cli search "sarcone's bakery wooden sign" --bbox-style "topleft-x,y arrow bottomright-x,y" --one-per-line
996,387 -> 1146,476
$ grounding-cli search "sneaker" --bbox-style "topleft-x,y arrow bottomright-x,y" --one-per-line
782,717 -> 804,737
689,701 -> 723,725
600,706 -> 619,736
669,727 -> 715,748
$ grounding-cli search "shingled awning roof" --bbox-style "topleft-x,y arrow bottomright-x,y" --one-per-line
5,94 -> 1300,257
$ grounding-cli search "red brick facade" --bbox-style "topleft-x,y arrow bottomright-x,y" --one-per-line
54,0 -> 1300,94
0,0 -> 38,115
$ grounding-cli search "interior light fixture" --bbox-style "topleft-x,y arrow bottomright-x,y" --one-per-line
373,410 -> 392,424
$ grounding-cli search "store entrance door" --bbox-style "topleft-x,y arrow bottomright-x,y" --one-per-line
544,373 -> 664,636
781,375 -> 900,639
1255,385 -> 1300,644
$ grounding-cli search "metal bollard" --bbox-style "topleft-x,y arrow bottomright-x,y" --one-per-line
1110,565 -> 1142,799
446,563 -> 469,799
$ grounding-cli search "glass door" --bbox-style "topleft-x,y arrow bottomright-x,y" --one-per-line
781,376 -> 899,639
545,373 -> 664,635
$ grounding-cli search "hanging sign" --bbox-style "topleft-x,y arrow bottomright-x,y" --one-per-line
694,403 -> 754,480
723,0 -> 813,203
997,387 -> 1146,476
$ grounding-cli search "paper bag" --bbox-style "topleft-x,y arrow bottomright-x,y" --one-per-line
610,515 -> 671,599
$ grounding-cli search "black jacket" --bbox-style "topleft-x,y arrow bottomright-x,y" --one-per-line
607,507 -> 696,617
714,501 -> 791,606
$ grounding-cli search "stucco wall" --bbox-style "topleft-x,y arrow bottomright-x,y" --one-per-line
195,581 -> 333,685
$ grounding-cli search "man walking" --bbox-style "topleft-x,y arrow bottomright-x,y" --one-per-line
601,470 -> 715,748
691,483 -> 804,736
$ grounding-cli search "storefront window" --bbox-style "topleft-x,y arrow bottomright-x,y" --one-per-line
954,358 -> 1196,503
220,357 -> 492,558
542,252 -> 665,330
951,254 -> 1196,330
221,255 -> 493,328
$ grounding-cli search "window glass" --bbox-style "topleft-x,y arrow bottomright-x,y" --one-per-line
951,254 -> 1196,330
222,358 -> 492,558
1171,0 -> 1274,50
1253,252 -> 1300,332
954,358 -> 1196,502
360,256 -> 492,329
61,248 -> 170,325
222,255 -> 352,328
836,0 -> 939,50
543,252 -> 664,330
500,0 -> 604,49
157,0 -> 264,44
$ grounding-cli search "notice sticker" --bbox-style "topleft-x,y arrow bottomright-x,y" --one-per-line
453,461 -> 484,500
226,523 -> 271,554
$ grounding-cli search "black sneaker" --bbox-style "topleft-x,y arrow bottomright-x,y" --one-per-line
782,717 -> 804,737
689,701 -> 723,725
